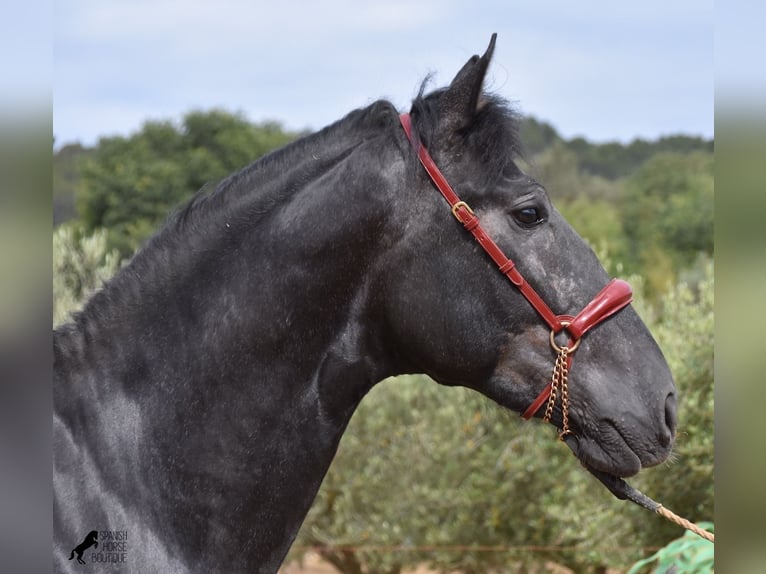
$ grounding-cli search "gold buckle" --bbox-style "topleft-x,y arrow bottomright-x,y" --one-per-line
451,201 -> 474,222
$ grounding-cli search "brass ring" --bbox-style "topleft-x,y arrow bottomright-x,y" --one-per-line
550,321 -> 581,353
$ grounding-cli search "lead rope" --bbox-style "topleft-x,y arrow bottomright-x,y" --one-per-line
626,486 -> 716,543
656,505 -> 715,543
585,455 -> 715,543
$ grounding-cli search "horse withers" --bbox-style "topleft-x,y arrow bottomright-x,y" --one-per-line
54,35 -> 676,573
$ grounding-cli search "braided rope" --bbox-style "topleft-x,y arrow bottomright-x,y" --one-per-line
656,504 -> 715,543
582,462 -> 713,544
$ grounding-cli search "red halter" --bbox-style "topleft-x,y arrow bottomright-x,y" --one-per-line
399,113 -> 633,432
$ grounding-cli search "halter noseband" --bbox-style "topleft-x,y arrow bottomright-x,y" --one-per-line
399,113 -> 633,438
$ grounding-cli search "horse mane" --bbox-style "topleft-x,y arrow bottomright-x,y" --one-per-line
168,80 -> 525,234
54,101 -> 402,338
164,100 -> 401,238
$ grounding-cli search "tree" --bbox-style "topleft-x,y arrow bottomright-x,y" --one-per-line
634,260 -> 714,529
527,140 -> 620,203
519,116 -> 561,156
564,134 -> 712,180
53,143 -> 91,226
557,197 -> 628,266
53,223 -> 122,327
77,109 -> 300,256
621,152 -> 713,296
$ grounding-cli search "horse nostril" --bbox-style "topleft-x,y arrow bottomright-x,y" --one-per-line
659,392 -> 677,447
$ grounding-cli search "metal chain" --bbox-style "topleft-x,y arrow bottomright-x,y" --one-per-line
558,351 -> 571,439
542,355 -> 559,425
543,347 -> 570,439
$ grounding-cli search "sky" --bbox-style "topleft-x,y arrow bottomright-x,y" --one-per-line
51,1 -> 716,149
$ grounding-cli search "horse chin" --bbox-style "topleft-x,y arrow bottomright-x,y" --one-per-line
562,432 -> 642,478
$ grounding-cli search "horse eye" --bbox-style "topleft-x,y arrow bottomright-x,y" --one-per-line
512,206 -> 544,227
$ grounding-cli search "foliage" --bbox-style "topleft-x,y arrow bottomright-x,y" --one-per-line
53,142 -> 91,226
294,378 -> 585,574
75,109 -> 300,256
621,152 -> 714,296
629,260 -> 715,538
53,223 -> 121,327
519,116 -> 712,180
564,133 -> 712,180
557,197 -> 628,264
519,116 -> 562,156
627,523 -> 714,574
525,140 -> 621,203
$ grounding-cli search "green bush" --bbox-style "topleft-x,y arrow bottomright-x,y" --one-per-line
53,223 -> 121,327
76,110 -> 300,256
621,152 -> 713,297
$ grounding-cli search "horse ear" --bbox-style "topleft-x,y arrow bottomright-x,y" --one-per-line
439,33 -> 497,130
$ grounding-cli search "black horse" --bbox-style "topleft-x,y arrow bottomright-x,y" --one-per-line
54,36 -> 676,573
69,530 -> 98,564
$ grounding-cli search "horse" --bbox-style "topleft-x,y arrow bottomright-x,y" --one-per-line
69,530 -> 98,564
53,35 -> 676,573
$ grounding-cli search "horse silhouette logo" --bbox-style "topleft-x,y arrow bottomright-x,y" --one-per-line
69,530 -> 98,565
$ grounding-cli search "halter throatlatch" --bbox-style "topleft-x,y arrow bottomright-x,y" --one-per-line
399,113 -> 633,438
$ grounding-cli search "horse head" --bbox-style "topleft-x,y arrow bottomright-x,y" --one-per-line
380,35 -> 676,479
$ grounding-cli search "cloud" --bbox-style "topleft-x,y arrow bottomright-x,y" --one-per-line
54,1 -> 713,146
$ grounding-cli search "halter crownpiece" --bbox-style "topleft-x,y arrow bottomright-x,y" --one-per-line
399,113 -> 632,435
